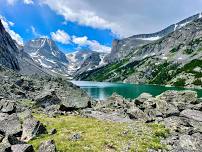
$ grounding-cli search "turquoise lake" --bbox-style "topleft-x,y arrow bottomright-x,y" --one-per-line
71,81 -> 202,100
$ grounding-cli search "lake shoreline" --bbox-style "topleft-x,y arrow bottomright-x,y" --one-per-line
71,81 -> 202,100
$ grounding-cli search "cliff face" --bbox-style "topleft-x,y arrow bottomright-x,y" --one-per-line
0,19 -> 20,70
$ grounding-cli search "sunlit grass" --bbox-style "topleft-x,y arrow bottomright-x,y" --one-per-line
29,114 -> 169,152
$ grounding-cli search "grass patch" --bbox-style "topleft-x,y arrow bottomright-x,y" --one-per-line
29,114 -> 168,152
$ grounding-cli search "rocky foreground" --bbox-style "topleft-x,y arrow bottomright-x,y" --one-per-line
0,66 -> 202,152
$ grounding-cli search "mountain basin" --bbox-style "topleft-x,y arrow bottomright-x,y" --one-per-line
71,81 -> 202,100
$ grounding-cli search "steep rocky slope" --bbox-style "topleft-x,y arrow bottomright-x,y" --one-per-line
23,38 -> 69,76
75,17 -> 202,88
0,19 -> 52,76
0,19 -> 20,70
105,13 -> 202,63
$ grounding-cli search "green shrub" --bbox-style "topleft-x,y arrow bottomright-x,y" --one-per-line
193,79 -> 202,86
173,78 -> 186,87
183,49 -> 193,54
170,48 -> 178,53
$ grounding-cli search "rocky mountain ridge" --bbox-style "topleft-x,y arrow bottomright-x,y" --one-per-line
66,50 -> 108,76
23,38 -> 70,76
75,16 -> 202,88
105,12 -> 202,63
0,19 -> 53,76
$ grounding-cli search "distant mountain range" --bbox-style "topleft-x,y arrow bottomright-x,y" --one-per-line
104,12 -> 202,63
75,12 -> 202,88
0,20 -> 108,77
0,12 -> 202,88
23,38 -> 69,76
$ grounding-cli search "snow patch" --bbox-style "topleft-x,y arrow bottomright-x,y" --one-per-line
38,59 -> 52,68
199,13 -> 202,18
137,36 -> 161,41
162,56 -> 168,60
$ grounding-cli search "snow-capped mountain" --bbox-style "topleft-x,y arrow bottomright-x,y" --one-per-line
66,50 -> 108,75
105,12 -> 202,63
23,38 -> 69,76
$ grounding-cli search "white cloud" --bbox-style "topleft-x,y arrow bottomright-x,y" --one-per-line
72,36 -> 111,53
40,0 -> 121,36
51,29 -> 70,44
40,0 -> 202,37
72,36 -> 88,45
6,0 -> 17,5
23,0 -> 34,4
31,26 -> 41,37
0,16 -> 23,45
6,0 -> 34,5
30,26 -> 48,38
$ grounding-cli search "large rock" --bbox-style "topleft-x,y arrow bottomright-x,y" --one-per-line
0,135 -> 22,152
157,90 -> 198,110
95,93 -> 134,112
60,95 -> 91,111
35,90 -> 61,108
180,109 -> 202,122
0,113 -> 9,121
163,116 -> 191,134
0,99 -> 16,114
38,140 -> 56,152
127,107 -> 147,120
11,144 -> 34,152
135,93 -> 153,105
21,116 -> 47,141
178,134 -> 202,151
0,114 -> 21,136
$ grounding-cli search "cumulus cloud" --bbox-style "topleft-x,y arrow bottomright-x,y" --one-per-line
23,0 -> 34,4
72,36 -> 88,45
72,36 -> 111,53
51,29 -> 71,44
6,0 -> 34,5
0,16 -> 23,45
40,0 -> 121,36
40,0 -> 202,37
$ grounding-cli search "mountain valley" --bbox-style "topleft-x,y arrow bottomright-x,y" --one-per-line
0,9 -> 202,152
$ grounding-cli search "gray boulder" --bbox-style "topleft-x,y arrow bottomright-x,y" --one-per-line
0,114 -> 21,136
69,133 -> 81,141
0,113 -> 9,121
163,116 -> 191,134
127,107 -> 147,120
35,90 -> 61,108
157,90 -> 198,110
60,96 -> 91,111
38,140 -> 56,152
0,99 -> 16,114
165,103 -> 180,117
178,134 -> 202,151
0,135 -> 22,152
135,93 -> 153,105
21,116 -> 47,141
180,109 -> 202,122
11,144 -> 34,152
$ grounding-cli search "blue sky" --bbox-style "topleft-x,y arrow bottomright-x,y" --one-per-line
0,0 -> 202,54
0,0 -> 114,53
